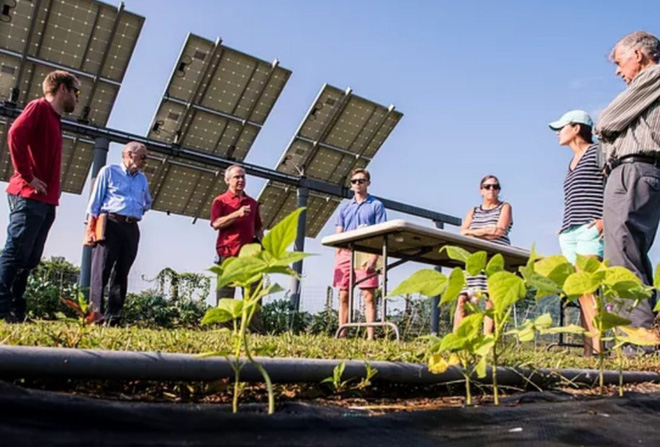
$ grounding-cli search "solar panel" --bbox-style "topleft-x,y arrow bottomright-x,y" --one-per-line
258,84 -> 403,237
0,0 -> 144,193
145,33 -> 291,219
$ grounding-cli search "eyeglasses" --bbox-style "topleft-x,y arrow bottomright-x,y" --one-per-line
133,153 -> 147,161
69,86 -> 81,98
482,184 -> 501,190
350,178 -> 367,184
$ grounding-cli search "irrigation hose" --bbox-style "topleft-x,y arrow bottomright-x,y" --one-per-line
0,345 -> 658,387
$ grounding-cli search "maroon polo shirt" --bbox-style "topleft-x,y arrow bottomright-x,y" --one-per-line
6,98 -> 62,206
210,190 -> 262,258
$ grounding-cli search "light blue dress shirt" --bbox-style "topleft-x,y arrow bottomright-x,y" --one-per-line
86,164 -> 152,219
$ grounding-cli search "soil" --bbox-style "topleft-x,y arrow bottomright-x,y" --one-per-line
1,380 -> 659,446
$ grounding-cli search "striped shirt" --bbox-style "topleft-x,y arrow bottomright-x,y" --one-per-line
463,202 -> 511,292
595,64 -> 660,162
560,145 -> 604,233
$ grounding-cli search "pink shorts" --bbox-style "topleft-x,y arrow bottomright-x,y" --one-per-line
333,249 -> 379,290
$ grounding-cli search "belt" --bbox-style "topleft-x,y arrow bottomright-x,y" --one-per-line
107,213 -> 140,224
605,153 -> 660,176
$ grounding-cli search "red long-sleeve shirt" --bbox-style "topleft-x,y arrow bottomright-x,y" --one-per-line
6,98 -> 62,206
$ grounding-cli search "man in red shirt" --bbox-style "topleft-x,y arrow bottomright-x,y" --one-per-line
0,70 -> 80,322
210,165 -> 264,332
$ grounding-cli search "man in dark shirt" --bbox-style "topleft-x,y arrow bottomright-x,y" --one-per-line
210,165 -> 264,332
0,70 -> 80,322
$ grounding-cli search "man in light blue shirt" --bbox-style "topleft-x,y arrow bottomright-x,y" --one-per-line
334,168 -> 387,340
84,142 -> 152,325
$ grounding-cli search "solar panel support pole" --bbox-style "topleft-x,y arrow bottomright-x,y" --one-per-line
79,137 -> 110,298
289,186 -> 309,311
430,220 -> 444,335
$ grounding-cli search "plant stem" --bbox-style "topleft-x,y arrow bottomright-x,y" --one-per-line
243,280 -> 275,414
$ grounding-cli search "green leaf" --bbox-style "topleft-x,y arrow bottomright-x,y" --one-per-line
438,333 -> 467,352
440,268 -> 465,304
526,273 -> 562,299
238,243 -> 262,258
617,326 -> 660,346
563,272 -> 602,297
596,311 -> 631,332
263,266 -> 298,276
472,335 -> 495,357
466,251 -> 487,277
201,307 -> 233,325
604,266 -> 644,288
256,283 -> 285,300
655,262 -> 660,290
217,257 -> 267,288
575,254 -> 602,274
487,271 -> 526,318
654,299 -> 660,312
268,251 -> 313,267
474,356 -> 488,379
535,255 -> 571,276
262,208 -> 304,258
217,298 -> 244,319
533,313 -> 553,329
456,313 -> 484,340
389,269 -> 448,298
442,245 -> 471,264
614,285 -> 653,301
485,253 -> 505,277
519,243 -> 542,280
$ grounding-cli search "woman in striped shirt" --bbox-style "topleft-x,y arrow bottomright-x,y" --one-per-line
453,175 -> 513,334
549,110 -> 604,356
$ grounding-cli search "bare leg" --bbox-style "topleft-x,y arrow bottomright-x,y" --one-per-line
579,293 -> 601,356
338,289 -> 349,338
363,288 -> 376,340
484,298 -> 494,335
453,294 -> 469,333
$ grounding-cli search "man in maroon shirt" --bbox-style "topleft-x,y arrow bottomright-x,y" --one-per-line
210,165 -> 264,332
0,70 -> 80,322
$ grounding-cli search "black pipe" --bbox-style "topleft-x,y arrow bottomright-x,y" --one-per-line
0,346 -> 657,387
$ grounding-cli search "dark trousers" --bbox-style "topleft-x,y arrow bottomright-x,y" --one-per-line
90,218 -> 140,319
215,256 -> 264,334
0,195 -> 56,318
604,162 -> 660,329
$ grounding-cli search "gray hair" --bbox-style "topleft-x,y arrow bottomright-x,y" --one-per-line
610,31 -> 660,63
224,164 -> 245,182
122,141 -> 146,156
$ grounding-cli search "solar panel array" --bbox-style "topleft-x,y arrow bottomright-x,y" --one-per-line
144,33 -> 291,220
0,0 -> 143,193
258,84 -> 403,237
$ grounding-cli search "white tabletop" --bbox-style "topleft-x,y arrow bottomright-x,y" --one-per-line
321,219 -> 530,270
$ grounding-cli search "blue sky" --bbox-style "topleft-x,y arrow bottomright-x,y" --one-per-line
1,0 -> 659,312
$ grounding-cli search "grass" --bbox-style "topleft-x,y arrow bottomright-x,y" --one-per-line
2,320 -> 660,372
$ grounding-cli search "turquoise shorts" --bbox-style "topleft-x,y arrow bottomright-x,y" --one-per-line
558,223 -> 604,265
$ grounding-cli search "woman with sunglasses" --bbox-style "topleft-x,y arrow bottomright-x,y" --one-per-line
453,175 -> 513,334
549,110 -> 604,356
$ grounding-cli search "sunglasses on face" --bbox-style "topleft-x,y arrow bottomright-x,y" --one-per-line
482,184 -> 501,190
350,178 -> 367,184
68,86 -> 81,98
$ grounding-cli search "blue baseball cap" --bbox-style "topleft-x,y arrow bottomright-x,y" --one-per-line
548,110 -> 594,131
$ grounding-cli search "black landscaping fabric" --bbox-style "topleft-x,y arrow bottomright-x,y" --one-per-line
0,382 -> 659,446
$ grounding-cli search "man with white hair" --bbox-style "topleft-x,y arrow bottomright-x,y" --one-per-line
595,31 -> 660,330
210,165 -> 264,332
85,142 -> 152,325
